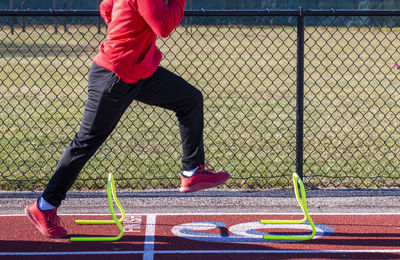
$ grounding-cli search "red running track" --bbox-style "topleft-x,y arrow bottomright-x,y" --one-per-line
0,213 -> 399,259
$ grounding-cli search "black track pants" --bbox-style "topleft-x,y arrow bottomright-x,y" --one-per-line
42,63 -> 204,207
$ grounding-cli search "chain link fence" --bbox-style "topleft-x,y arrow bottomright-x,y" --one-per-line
0,10 -> 399,191
304,14 -> 400,188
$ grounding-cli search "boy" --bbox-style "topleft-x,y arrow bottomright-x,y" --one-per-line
25,0 -> 230,238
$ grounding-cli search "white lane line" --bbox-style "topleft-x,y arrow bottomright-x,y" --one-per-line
133,212 -> 400,216
0,251 -> 143,256
143,214 -> 156,260
1,249 -> 400,256
2,212 -> 400,217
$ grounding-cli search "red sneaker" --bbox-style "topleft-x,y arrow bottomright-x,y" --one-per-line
179,164 -> 230,193
25,199 -> 68,238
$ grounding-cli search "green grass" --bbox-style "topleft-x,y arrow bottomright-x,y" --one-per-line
0,24 -> 399,191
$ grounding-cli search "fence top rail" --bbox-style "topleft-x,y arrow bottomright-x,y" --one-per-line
304,9 -> 400,16
1,8 -> 400,17
0,9 -> 99,17
186,9 -> 400,17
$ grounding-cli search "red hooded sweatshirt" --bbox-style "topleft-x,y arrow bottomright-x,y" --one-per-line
93,0 -> 186,84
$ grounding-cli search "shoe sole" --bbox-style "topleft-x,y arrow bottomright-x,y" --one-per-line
179,176 -> 230,193
25,207 -> 68,238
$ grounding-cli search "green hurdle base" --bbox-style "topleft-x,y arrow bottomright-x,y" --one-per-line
260,173 -> 316,241
70,173 -> 126,242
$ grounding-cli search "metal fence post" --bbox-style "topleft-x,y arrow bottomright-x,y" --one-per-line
53,0 -> 57,33
9,0 -> 14,34
63,0 -> 67,33
97,0 -> 101,33
296,7 -> 305,180
21,0 -> 26,32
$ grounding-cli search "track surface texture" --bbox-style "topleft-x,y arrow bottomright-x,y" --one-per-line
1,212 -> 400,259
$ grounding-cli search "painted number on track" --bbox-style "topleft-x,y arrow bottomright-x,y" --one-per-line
171,221 -> 334,243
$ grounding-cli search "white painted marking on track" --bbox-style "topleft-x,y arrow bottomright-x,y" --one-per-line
143,212 -> 400,216
143,214 -> 156,260
123,215 -> 142,233
3,212 -> 400,217
171,221 -> 334,243
1,249 -> 400,256
229,221 -> 330,239
0,251 -> 144,256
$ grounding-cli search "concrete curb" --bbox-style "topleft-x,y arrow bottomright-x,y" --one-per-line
1,189 -> 399,214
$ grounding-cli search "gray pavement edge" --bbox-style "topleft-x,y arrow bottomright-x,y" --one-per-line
1,189 -> 400,215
